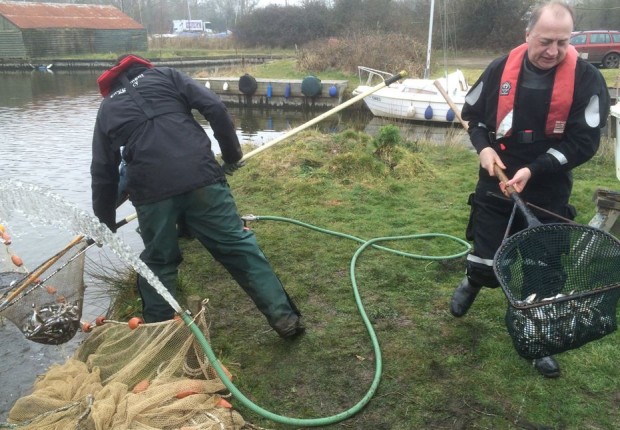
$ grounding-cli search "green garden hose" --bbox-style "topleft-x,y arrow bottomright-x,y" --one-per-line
182,215 -> 471,427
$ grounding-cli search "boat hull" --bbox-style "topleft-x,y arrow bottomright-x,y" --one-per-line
360,88 -> 465,123
353,69 -> 469,124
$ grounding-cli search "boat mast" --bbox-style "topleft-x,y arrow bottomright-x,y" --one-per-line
423,0 -> 435,79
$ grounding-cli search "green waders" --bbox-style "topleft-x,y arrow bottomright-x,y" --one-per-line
134,182 -> 300,334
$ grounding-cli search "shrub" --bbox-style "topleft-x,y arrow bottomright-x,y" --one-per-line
296,33 -> 425,77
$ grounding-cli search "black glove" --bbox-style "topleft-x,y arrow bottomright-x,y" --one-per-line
222,161 -> 246,176
104,219 -> 117,233
96,212 -> 117,233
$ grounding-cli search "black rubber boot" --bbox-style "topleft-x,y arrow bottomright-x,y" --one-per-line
272,315 -> 305,340
450,277 -> 481,317
533,356 -> 561,378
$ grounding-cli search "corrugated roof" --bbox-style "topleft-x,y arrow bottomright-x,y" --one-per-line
0,1 -> 144,30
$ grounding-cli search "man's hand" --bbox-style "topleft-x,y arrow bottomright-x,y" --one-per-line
479,147 -> 505,176
222,161 -> 246,176
504,168 -> 531,194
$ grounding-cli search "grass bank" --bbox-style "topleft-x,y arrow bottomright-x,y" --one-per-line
46,43 -> 618,88
192,54 -> 618,92
106,128 -> 619,429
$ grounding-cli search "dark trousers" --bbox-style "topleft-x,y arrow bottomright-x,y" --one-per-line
465,179 -> 575,289
134,182 -> 299,326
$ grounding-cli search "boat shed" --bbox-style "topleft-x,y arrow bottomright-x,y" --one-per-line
0,1 -> 146,59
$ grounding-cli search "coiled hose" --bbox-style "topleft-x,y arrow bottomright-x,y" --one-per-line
182,215 -> 471,427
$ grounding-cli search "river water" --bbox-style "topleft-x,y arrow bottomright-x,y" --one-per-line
0,68 -> 466,422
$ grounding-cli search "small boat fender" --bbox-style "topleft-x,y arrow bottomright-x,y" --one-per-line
446,108 -> 456,122
284,83 -> 292,99
266,82 -> 273,98
238,74 -> 257,96
301,75 -> 322,97
329,84 -> 337,97
424,105 -> 434,120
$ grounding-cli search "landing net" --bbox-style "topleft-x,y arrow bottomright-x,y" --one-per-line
494,223 -> 620,359
0,226 -> 87,345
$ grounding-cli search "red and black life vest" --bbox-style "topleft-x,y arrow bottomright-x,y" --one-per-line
97,55 -> 153,97
496,43 -> 578,139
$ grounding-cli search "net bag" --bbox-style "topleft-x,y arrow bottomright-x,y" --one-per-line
494,223 -> 620,360
0,232 -> 87,345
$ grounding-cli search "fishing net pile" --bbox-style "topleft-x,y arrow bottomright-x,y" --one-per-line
4,300 -> 246,430
1,224 -> 246,429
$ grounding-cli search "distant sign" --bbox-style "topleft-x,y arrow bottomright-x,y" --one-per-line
186,20 -> 203,31
172,20 -> 212,33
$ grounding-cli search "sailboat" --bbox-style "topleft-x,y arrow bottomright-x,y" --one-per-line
352,0 -> 469,123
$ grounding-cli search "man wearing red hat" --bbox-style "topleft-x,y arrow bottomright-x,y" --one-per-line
91,54 -> 304,338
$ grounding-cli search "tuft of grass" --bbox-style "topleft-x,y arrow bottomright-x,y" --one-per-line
108,129 -> 620,429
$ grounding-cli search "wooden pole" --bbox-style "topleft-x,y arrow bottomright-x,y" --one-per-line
433,80 -> 468,131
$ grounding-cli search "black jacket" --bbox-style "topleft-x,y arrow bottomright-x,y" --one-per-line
462,54 -> 610,195
91,66 -> 242,229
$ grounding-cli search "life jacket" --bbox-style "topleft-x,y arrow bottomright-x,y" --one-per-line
97,55 -> 153,97
496,43 -> 577,140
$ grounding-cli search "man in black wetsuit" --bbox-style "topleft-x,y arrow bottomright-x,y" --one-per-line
449,1 -> 610,377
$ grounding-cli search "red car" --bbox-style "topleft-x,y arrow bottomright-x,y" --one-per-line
570,30 -> 620,69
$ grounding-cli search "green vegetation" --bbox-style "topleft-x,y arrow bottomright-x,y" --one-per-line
43,33 -> 619,88
105,127 -> 620,429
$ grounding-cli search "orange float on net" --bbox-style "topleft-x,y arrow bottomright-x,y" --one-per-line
45,285 -> 57,295
82,322 -> 92,333
128,317 -> 144,330
132,379 -> 150,394
216,398 -> 232,408
95,316 -> 106,326
206,362 -> 234,381
176,390 -> 199,399
10,254 -> 23,267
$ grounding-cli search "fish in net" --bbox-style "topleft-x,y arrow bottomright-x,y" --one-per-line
493,167 -> 620,359
0,225 -> 88,345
